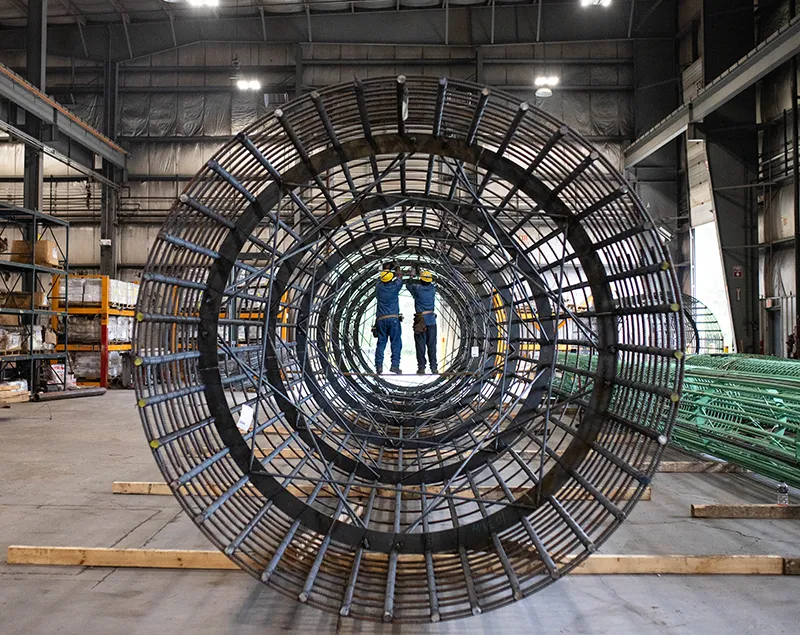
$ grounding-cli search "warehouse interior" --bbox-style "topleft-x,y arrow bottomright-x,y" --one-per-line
1,0 -> 799,633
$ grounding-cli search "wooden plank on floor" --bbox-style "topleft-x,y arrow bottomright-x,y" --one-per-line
7,546 -> 239,570
0,390 -> 30,405
6,546 -> 787,575
111,481 -> 651,501
571,554 -> 785,575
658,461 -> 745,473
691,504 -> 800,519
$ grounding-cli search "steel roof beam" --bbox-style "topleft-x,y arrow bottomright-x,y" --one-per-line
625,14 -> 800,168
0,64 -> 127,168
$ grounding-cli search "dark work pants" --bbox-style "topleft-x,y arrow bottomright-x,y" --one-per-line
414,323 -> 438,372
375,318 -> 402,370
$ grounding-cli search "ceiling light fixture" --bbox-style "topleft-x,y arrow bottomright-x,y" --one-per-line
188,0 -> 219,7
236,79 -> 262,91
580,0 -> 612,7
534,75 -> 559,98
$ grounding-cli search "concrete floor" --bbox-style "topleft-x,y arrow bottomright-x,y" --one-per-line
1,391 -> 799,634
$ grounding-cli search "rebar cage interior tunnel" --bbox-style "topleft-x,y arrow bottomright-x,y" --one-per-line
133,76 -> 685,623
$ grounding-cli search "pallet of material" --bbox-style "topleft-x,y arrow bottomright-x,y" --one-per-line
0,390 -> 30,405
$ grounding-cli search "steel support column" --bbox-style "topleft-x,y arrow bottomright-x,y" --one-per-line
629,0 -> 679,266
792,1 -> 800,357
294,43 -> 303,99
100,59 -> 120,278
703,0 -> 759,353
23,0 -> 47,214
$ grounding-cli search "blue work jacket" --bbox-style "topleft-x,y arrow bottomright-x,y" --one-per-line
406,280 -> 437,325
375,279 -> 402,317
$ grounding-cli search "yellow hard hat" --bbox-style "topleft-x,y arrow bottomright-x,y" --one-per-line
420,270 -> 433,283
379,270 -> 394,283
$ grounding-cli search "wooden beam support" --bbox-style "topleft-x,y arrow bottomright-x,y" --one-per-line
7,546 -> 791,575
658,461 -> 745,473
692,504 -> 800,520
572,554 -> 786,575
111,481 -> 651,501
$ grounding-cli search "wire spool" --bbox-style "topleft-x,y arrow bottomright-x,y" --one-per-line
134,76 -> 684,622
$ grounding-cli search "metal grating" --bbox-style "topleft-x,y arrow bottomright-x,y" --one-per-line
133,76 -> 684,622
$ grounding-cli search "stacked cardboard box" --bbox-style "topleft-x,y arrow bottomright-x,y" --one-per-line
9,240 -> 60,268
0,326 -> 57,352
0,327 -> 23,352
26,325 -> 57,352
2,292 -> 49,310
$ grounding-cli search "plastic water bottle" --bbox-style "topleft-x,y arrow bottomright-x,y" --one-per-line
777,482 -> 789,506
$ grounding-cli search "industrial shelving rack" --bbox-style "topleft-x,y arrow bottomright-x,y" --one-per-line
52,274 -> 133,388
0,202 -> 69,394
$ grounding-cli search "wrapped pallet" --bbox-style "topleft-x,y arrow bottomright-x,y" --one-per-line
108,315 -> 134,343
69,351 -> 124,379
68,316 -> 101,343
82,278 -> 102,305
57,278 -> 85,306
114,316 -> 133,343
109,279 -> 122,306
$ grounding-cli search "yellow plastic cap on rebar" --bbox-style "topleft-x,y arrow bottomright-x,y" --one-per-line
420,271 -> 433,283
379,271 -> 394,283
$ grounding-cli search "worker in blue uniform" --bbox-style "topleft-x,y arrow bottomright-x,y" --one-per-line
406,269 -> 438,374
374,266 -> 403,374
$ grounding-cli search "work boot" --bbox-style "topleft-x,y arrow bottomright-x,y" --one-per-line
376,366 -> 383,375
431,368 -> 439,374
416,368 -> 425,375
390,366 -> 402,374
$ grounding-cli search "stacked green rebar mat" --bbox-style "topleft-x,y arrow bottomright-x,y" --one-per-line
675,355 -> 800,488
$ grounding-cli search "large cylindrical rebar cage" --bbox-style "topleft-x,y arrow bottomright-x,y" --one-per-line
134,76 -> 684,623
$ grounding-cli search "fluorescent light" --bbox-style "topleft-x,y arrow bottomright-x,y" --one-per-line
581,0 -> 612,6
236,79 -> 261,91
188,0 -> 219,6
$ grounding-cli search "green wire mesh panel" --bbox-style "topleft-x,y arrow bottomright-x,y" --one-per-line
675,355 -> 800,486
